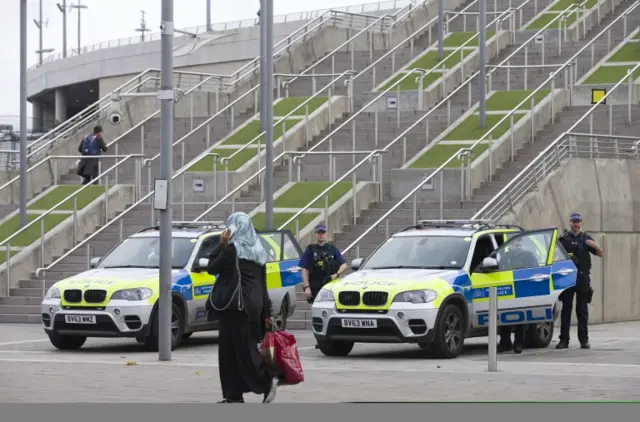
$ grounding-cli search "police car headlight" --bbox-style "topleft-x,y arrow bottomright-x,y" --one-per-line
393,290 -> 437,304
111,288 -> 153,301
45,286 -> 60,300
315,289 -> 335,302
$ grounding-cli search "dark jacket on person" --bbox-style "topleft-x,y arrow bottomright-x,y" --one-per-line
206,243 -> 273,340
77,133 -> 108,178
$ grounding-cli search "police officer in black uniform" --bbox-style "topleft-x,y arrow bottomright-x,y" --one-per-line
557,212 -> 604,350
299,224 -> 348,304
498,237 -> 539,354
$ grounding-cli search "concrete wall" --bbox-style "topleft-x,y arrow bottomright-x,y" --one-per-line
499,158 -> 640,324
390,89 -> 570,201
0,185 -> 135,297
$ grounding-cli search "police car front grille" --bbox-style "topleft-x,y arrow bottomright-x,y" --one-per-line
338,291 -> 360,306
362,291 -> 388,306
63,289 -> 82,303
84,290 -> 107,303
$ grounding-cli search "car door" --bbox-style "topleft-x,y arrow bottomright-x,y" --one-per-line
257,230 -> 303,290
471,229 -> 560,328
188,235 -> 219,324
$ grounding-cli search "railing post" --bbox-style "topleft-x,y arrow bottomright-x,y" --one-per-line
73,196 -> 78,245
324,195 -> 329,233
5,244 -> 11,296
40,218 -> 45,268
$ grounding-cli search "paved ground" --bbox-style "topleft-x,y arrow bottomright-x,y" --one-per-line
1,322 -> 640,402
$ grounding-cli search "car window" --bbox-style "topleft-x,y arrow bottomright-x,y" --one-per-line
471,235 -> 496,271
496,231 -> 553,271
553,240 -> 570,262
258,233 -> 282,262
97,236 -> 196,269
361,235 -> 471,270
282,232 -> 301,260
195,236 -> 220,262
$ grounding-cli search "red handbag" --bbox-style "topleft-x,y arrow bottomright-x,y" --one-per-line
260,328 -> 304,386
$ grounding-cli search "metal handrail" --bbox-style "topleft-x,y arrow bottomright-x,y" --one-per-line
0,154 -> 143,251
296,8 -> 515,163
277,150 -> 387,233
472,63 -> 640,221
221,70 -> 356,168
340,0 -> 638,255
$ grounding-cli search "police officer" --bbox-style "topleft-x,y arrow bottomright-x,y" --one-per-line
498,237 -> 539,354
299,224 -> 348,304
556,212 -> 604,350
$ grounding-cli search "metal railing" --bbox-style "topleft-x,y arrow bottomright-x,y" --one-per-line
2,154 -> 144,297
340,1 -> 638,258
31,0 -> 418,69
472,64 -> 640,222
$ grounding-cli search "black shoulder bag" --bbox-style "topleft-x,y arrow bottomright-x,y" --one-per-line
207,248 -> 245,312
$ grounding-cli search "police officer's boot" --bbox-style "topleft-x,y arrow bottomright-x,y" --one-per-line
580,342 -> 590,349
513,343 -> 523,354
556,341 -> 569,349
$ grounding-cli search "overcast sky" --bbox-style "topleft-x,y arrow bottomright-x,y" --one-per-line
0,0 -> 379,124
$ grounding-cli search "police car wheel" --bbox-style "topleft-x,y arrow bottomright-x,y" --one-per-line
428,304 -> 465,359
182,333 -> 193,340
144,302 -> 184,351
524,322 -> 554,349
318,340 -> 354,357
48,332 -> 87,350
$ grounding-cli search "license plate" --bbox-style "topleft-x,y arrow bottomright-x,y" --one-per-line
64,315 -> 97,324
341,318 -> 377,328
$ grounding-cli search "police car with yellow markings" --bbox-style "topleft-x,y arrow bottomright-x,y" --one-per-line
311,220 -> 578,358
41,222 -> 303,351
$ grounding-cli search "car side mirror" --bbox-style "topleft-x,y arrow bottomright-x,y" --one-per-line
89,257 -> 101,269
193,258 -> 209,272
478,257 -> 499,273
350,258 -> 363,271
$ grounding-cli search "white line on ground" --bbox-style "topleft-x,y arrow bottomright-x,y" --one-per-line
0,339 -> 49,347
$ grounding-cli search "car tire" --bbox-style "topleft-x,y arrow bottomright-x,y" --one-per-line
318,340 -> 354,357
427,304 -> 465,359
144,302 -> 184,351
48,332 -> 87,350
524,322 -> 554,348
182,332 -> 193,340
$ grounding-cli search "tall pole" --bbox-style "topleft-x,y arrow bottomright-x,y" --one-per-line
70,1 -> 88,54
262,0 -> 274,230
19,0 -> 28,228
206,0 -> 212,32
158,0 -> 174,361
57,1 -> 68,58
38,0 -> 43,65
478,0 -> 486,128
437,0 -> 444,58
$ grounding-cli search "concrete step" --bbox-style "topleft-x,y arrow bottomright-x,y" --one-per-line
0,314 -> 42,324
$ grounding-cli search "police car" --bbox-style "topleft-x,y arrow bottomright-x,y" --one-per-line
311,220 -> 578,358
41,222 -> 303,351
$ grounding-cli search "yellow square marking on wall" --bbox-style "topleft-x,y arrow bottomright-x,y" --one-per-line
591,89 -> 606,105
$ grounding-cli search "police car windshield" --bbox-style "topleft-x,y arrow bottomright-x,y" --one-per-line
98,236 -> 196,269
363,235 -> 470,270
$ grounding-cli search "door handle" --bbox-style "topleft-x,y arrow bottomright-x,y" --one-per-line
556,268 -> 575,276
529,274 -> 549,282
285,266 -> 301,273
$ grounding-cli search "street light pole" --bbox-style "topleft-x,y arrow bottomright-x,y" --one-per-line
56,1 -> 68,58
69,1 -> 88,55
261,0 -> 274,230
158,0 -> 175,362
206,0 -> 212,32
438,0 -> 444,58
478,0 -> 486,128
19,0 -> 27,228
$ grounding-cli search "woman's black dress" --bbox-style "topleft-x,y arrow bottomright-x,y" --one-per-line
206,243 -> 277,401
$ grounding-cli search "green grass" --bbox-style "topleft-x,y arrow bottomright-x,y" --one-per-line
443,113 -> 526,141
442,31 -> 496,47
607,42 -> 640,63
28,185 -> 107,211
485,89 -> 551,111
274,182 -> 352,209
582,65 -> 640,84
0,250 -> 18,265
407,49 -> 474,71
634,33 -> 640,40
187,148 -> 258,172
525,12 -> 578,30
273,96 -> 328,116
220,119 -> 301,146
409,143 -> 490,168
0,213 -> 71,248
549,0 -> 598,11
379,72 -> 442,91
252,212 -> 320,232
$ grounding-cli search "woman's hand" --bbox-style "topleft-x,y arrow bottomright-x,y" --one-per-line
265,316 -> 277,329
220,229 -> 231,245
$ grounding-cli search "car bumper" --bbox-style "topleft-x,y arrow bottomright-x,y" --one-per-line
311,301 -> 439,344
41,299 -> 154,338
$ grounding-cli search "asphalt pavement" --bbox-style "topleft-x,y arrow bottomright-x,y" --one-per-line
1,321 -> 640,402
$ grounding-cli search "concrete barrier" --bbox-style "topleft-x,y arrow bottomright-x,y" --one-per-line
499,158 -> 640,324
0,185 -> 135,297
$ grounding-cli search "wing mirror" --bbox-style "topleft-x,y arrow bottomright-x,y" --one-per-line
478,257 -> 499,272
194,258 -> 209,272
350,258 -> 363,271
89,257 -> 101,269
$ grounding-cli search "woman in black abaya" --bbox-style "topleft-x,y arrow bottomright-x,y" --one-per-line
206,212 -> 279,403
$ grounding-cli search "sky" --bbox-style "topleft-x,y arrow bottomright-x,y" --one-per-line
0,0 -> 382,125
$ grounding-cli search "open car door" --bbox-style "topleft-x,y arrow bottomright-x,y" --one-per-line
471,228 -> 575,328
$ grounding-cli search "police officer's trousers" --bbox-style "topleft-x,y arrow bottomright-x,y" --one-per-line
559,281 -> 590,344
